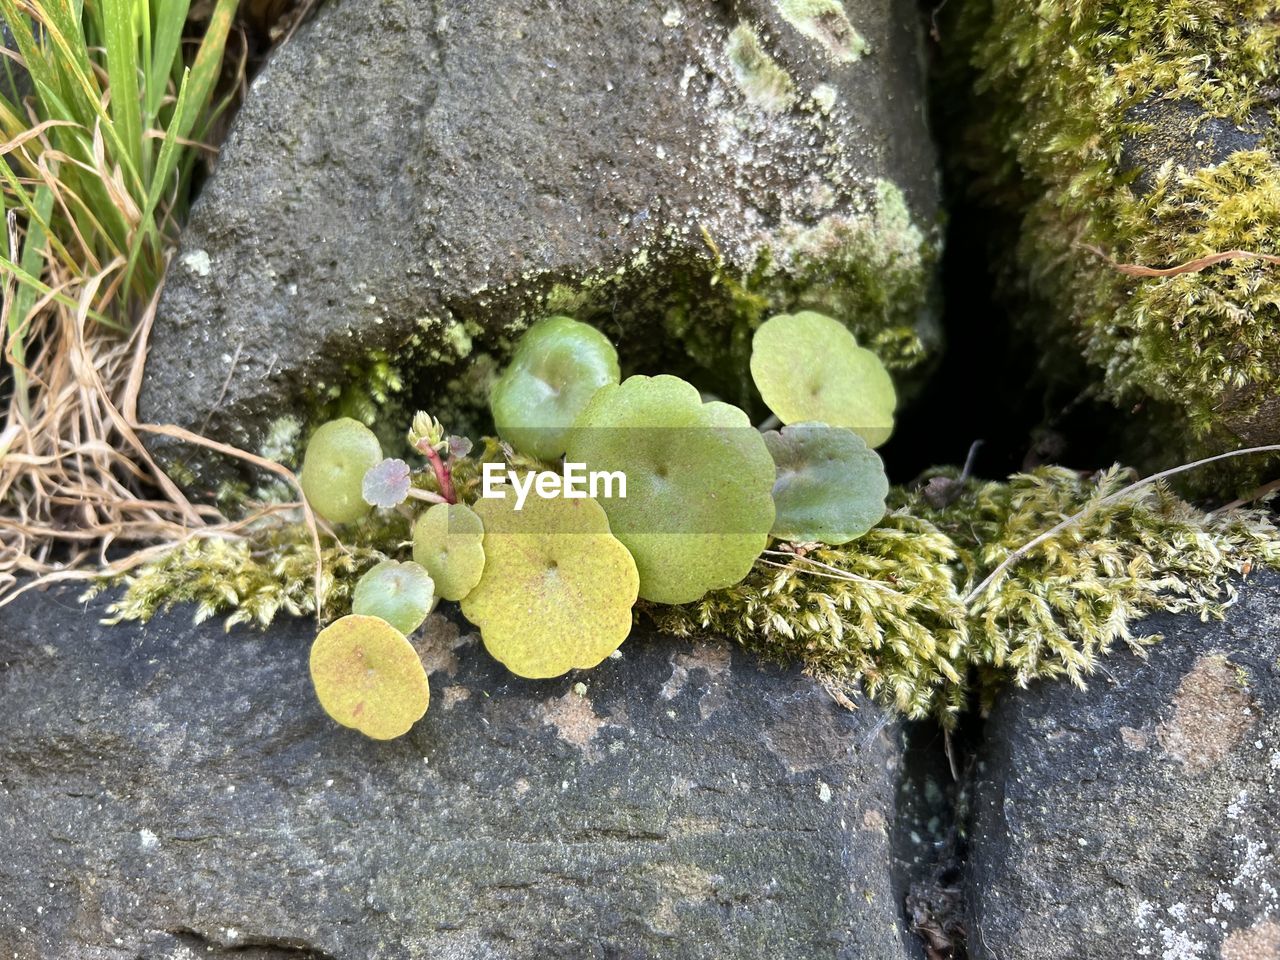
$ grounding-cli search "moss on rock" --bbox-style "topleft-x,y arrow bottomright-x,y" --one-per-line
98,465 -> 1280,728
266,177 -> 940,470
949,0 -> 1280,471
655,467 -> 1280,725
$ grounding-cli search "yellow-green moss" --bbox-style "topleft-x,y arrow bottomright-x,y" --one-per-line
91,518 -> 400,629
314,351 -> 408,444
654,467 -> 1280,724
98,465 -> 1279,726
952,0 -> 1280,463
1109,151 -> 1280,436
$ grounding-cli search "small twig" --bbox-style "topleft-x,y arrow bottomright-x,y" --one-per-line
1082,243 -> 1280,278
944,728 -> 960,782
197,340 -> 242,437
280,0 -> 320,44
405,487 -> 449,505
759,557 -> 870,583
757,414 -> 781,432
960,439 -> 983,481
930,0 -> 950,42
964,444 -> 1280,608
1214,477 -> 1280,514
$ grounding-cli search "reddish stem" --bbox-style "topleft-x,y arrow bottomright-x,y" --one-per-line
417,439 -> 457,504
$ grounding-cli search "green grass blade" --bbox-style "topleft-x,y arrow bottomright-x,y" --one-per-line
30,0 -> 101,127
122,65 -> 189,294
0,0 -> 69,121
36,0 -> 145,195
0,158 -> 81,270
181,0 -> 238,141
101,0 -> 145,180
147,0 -> 191,123
5,184 -> 55,416
0,0 -> 240,337
138,0 -> 154,133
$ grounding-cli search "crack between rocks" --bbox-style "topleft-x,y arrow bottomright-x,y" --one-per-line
166,926 -> 339,960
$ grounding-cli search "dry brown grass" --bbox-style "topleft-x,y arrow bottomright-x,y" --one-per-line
0,1 -> 324,611
0,258 -> 322,608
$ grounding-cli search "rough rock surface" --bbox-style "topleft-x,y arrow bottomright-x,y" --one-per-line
0,587 -> 915,959
141,0 -> 940,487
967,570 -> 1280,960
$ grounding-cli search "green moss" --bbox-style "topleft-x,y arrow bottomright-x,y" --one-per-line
763,180 -> 938,373
567,180 -> 939,412
951,0 -> 1280,466
310,175 -> 938,434
282,187 -> 935,476
653,466 -> 1280,725
104,464 -> 1279,728
259,416 -> 302,468
300,350 -> 410,460
90,507 -> 411,628
1107,151 -> 1280,437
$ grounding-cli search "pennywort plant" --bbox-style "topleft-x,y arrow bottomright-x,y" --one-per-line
296,311 -> 895,739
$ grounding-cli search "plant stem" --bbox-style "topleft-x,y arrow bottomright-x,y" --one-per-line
416,440 -> 457,504
405,487 -> 449,505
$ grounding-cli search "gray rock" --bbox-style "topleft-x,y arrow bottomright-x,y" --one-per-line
967,570 -> 1280,960
140,0 -> 940,488
1122,98 -> 1274,195
0,587 -> 915,959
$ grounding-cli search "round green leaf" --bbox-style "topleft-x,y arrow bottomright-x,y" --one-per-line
412,502 -> 487,601
299,418 -> 382,524
750,311 -> 897,447
565,374 -> 776,604
764,422 -> 889,544
490,315 -> 621,461
351,560 -> 436,635
461,493 -> 638,679
309,614 -> 430,740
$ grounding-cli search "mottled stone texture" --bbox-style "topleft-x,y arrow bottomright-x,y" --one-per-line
967,570 -> 1280,960
0,588 -> 914,959
140,0 -> 939,487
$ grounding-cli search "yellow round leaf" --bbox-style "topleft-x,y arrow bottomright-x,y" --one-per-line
461,493 -> 639,678
309,614 -> 430,740
412,502 -> 486,601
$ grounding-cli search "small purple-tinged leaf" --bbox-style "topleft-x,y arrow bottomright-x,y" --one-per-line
363,458 -> 412,508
